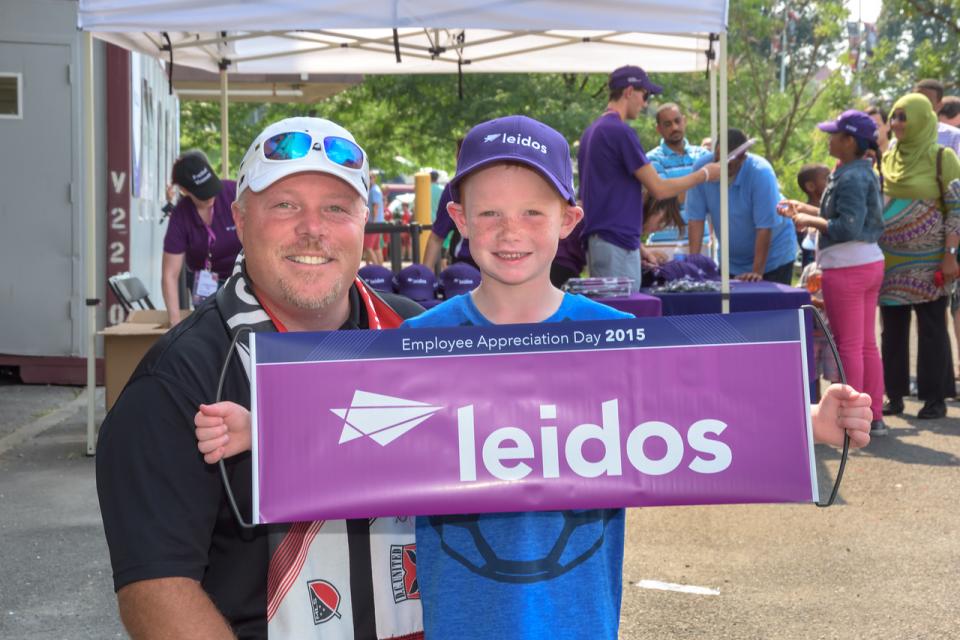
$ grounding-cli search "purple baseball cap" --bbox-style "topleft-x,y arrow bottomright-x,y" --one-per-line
817,110 -> 879,146
439,262 -> 482,299
450,115 -> 576,205
608,65 -> 663,95
358,264 -> 395,293
394,264 -> 437,303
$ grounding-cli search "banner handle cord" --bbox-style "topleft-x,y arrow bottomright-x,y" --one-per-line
216,326 -> 258,529
801,304 -> 850,508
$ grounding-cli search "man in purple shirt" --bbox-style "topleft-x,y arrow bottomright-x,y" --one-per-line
578,65 -> 720,291
162,151 -> 241,325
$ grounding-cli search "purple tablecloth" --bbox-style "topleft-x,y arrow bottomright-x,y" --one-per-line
595,293 -> 663,317
644,281 -> 817,389
642,281 -> 811,316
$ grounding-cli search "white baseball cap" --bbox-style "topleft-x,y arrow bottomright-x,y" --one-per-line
236,117 -> 370,202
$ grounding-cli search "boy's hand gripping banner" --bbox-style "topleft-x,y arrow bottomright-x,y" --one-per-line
250,309 -> 817,523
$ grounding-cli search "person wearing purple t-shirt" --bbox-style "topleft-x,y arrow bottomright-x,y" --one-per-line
423,183 -> 477,272
161,151 -> 241,326
578,65 -> 720,291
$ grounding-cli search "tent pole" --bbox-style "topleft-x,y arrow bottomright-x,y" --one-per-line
83,31 -> 98,455
220,64 -> 229,177
719,31 -> 729,314
709,52 -> 718,152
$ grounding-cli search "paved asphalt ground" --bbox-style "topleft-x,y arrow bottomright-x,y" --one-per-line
0,379 -> 957,639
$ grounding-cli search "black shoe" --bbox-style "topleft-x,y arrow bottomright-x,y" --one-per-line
917,399 -> 947,420
870,420 -> 889,436
882,398 -> 904,416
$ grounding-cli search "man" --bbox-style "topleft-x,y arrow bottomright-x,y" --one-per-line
362,169 -> 384,265
96,118 -> 423,640
914,79 -> 960,155
934,94 -> 960,380
648,103 -> 711,184
685,128 -> 798,284
578,65 -> 719,291
940,95 -> 960,128
646,103 -> 712,242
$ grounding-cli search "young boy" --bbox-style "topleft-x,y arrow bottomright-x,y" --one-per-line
796,163 -> 830,268
196,116 -> 873,639
400,116 -> 634,639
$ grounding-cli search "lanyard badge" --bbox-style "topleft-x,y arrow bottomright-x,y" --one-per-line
193,224 -> 219,305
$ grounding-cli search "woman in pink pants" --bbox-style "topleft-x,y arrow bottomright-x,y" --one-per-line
779,110 -> 887,434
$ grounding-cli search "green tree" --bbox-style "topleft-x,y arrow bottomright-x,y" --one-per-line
179,74 -> 610,180
180,0 -> 855,201
864,0 -> 960,100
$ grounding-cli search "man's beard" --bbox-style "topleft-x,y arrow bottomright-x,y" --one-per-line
275,239 -> 348,311
278,274 -> 344,311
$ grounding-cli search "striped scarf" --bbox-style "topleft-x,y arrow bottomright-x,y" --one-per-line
216,258 -> 423,640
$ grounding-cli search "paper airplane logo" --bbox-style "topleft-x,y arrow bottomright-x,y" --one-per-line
332,390 -> 443,446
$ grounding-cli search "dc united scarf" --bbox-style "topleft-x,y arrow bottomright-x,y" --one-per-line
217,259 -> 423,640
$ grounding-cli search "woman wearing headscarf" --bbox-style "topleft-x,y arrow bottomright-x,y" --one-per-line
879,93 -> 960,420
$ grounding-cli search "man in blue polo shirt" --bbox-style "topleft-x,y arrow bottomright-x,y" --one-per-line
578,65 -> 720,291
646,103 -> 711,242
685,128 -> 798,283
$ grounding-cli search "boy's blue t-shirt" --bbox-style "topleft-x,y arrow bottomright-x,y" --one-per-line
401,292 -> 633,640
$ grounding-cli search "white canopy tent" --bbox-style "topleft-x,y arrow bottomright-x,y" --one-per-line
77,0 -> 733,452
95,29 -> 716,74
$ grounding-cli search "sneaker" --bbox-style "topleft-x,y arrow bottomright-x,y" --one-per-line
882,398 -> 904,416
917,399 -> 947,420
869,419 -> 888,436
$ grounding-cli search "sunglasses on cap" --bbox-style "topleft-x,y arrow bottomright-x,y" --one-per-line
261,131 -> 365,170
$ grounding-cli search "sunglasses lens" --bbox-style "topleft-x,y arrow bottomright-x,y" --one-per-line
263,132 -> 312,160
324,136 -> 365,169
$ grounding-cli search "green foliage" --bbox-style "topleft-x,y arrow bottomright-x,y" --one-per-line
864,0 -> 960,100
179,74 -> 611,180
178,0 -> 903,202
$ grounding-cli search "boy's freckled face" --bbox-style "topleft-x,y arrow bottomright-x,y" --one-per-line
449,164 -> 581,289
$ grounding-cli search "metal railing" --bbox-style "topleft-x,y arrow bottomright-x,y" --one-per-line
364,221 -> 432,272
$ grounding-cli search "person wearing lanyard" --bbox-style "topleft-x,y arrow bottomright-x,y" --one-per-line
161,151 -> 241,326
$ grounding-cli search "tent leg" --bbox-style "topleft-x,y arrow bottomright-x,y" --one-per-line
709,56 -> 718,153
220,65 -> 229,177
719,31 -> 730,315
83,31 -> 98,456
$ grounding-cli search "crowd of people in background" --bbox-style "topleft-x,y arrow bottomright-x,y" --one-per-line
157,67 -> 960,439
402,69 -> 960,432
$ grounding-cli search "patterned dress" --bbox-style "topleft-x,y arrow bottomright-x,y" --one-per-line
879,179 -> 960,305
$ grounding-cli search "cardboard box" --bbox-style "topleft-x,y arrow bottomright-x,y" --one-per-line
99,310 -> 190,410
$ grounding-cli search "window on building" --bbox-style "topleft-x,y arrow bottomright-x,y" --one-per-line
0,74 -> 23,118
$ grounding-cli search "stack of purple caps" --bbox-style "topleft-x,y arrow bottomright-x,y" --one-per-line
683,254 -> 720,280
358,264 -> 395,293
395,264 -> 440,308
652,254 -> 720,284
439,263 -> 481,299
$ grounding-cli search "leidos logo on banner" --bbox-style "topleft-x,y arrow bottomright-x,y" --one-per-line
334,390 -> 732,481
332,390 -> 442,446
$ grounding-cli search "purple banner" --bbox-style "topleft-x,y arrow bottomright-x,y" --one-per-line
251,311 -> 816,523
